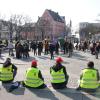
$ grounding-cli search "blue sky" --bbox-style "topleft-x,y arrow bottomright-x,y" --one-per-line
0,0 -> 100,27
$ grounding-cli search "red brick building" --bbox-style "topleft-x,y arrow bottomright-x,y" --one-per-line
21,9 -> 66,40
36,9 -> 66,40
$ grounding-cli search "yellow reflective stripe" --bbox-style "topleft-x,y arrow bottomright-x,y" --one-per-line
81,80 -> 98,83
52,78 -> 65,80
52,74 -> 65,77
0,74 -> 12,76
26,78 -> 39,81
26,80 -> 41,84
0,74 -> 12,77
82,82 -> 98,85
0,76 -> 12,78
82,79 -> 97,81
0,73 -> 12,75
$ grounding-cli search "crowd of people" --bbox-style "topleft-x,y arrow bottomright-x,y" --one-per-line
14,39 -> 100,60
74,40 -> 100,59
0,39 -> 100,60
7,39 -> 74,59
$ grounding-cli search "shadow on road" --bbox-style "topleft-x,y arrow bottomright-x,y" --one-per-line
37,55 -> 50,60
2,83 -> 25,95
88,88 -> 100,99
27,87 -> 59,100
2,83 -> 11,92
59,51 -> 88,61
0,55 -> 5,60
72,52 -> 88,61
1,83 -> 100,99
13,56 -> 36,62
11,87 -> 25,95
56,87 -> 92,100
60,54 -> 88,62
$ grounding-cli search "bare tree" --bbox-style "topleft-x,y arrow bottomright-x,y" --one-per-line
0,14 -> 6,39
21,16 -> 33,40
7,14 -> 33,41
79,23 -> 100,39
8,15 -> 24,41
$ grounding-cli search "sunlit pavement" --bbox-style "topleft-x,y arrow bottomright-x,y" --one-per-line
0,50 -> 100,100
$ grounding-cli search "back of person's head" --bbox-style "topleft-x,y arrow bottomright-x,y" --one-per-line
87,61 -> 94,69
6,58 -> 11,62
31,60 -> 37,68
3,58 -> 11,68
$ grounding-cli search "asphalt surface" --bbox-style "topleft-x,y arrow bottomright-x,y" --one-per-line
0,50 -> 100,100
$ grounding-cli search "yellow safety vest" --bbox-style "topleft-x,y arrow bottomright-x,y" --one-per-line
0,65 -> 13,81
24,68 -> 44,88
51,68 -> 65,83
80,68 -> 99,89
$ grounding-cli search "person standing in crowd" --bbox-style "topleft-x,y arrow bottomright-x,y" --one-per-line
55,41 -> 60,55
44,41 -> 49,55
23,42 -> 30,58
15,42 -> 23,59
0,40 -> 3,57
37,41 -> 43,56
30,41 -> 34,52
98,42 -> 100,53
49,42 -> 55,60
0,43 -> 2,57
24,60 -> 46,89
0,58 -> 17,83
50,57 -> 69,89
83,41 -> 88,52
63,40 -> 69,54
68,41 -> 73,57
95,42 -> 100,59
15,41 -> 20,58
5,39 -> 8,47
33,41 -> 37,56
7,41 -> 14,56
77,61 -> 99,92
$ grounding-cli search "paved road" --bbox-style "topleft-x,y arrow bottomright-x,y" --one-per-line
0,50 -> 100,100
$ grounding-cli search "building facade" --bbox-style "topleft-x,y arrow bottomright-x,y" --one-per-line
17,9 -> 67,41
79,22 -> 100,41
36,9 -> 66,40
20,23 -> 36,40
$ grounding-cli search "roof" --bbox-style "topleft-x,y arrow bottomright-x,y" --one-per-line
47,10 -> 64,23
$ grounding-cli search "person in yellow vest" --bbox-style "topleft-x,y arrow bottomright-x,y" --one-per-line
50,57 -> 69,89
0,58 -> 17,83
77,61 -> 100,92
24,60 -> 46,89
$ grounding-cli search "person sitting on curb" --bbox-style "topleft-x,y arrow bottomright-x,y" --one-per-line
0,58 -> 17,83
23,60 -> 46,89
50,57 -> 69,89
77,61 -> 100,92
